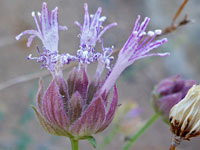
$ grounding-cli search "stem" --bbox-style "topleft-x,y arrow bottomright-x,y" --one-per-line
99,125 -> 119,150
123,113 -> 160,150
70,138 -> 79,150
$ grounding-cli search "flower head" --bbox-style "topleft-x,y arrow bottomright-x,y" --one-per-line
169,85 -> 200,150
16,2 -> 170,146
100,16 -> 169,93
16,2 -> 67,52
75,3 -> 117,64
16,3 -> 74,76
32,67 -> 118,139
152,75 -> 196,123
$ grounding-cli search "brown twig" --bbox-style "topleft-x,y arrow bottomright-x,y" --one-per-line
162,0 -> 190,36
0,62 -> 77,91
172,0 -> 189,26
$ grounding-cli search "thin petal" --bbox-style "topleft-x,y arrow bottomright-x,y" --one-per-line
138,17 -> 150,33
51,7 -> 58,30
70,96 -> 106,137
41,2 -> 51,35
16,30 -> 41,41
27,35 -> 36,47
130,52 -> 170,61
139,38 -> 168,56
90,7 -> 102,28
97,22 -> 117,41
97,84 -> 118,133
133,15 -> 141,31
74,21 -> 82,30
83,3 -> 90,30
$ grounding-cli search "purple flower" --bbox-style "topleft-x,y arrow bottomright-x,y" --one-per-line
16,3 -> 75,76
75,3 -> 117,65
75,3 -> 117,50
100,15 -> 169,93
16,2 -> 170,145
16,2 -> 67,52
32,67 -> 118,139
152,75 -> 196,123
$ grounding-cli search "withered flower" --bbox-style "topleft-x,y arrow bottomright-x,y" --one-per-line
169,85 -> 200,150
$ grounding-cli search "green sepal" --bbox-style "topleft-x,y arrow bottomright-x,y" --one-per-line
87,136 -> 97,149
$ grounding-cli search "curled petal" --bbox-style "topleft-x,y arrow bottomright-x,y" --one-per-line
16,30 -> 42,41
27,35 -> 37,47
97,22 -> 118,41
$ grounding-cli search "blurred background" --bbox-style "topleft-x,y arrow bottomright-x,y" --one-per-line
0,0 -> 200,149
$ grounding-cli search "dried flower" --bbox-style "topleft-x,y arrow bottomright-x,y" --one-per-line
152,75 -> 196,123
169,85 -> 200,150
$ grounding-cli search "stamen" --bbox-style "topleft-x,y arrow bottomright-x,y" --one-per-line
155,29 -> 162,35
147,31 -> 155,37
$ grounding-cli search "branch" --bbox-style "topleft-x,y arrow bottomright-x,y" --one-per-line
161,0 -> 190,36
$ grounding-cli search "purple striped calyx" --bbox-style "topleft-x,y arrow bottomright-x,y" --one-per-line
32,67 -> 118,140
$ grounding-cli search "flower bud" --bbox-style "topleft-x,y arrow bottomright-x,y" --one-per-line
169,85 -> 200,149
152,75 -> 196,123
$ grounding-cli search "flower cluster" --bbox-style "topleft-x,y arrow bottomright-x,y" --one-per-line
16,2 -> 169,144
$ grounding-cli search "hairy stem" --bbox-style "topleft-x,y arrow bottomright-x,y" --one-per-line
123,113 -> 160,150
